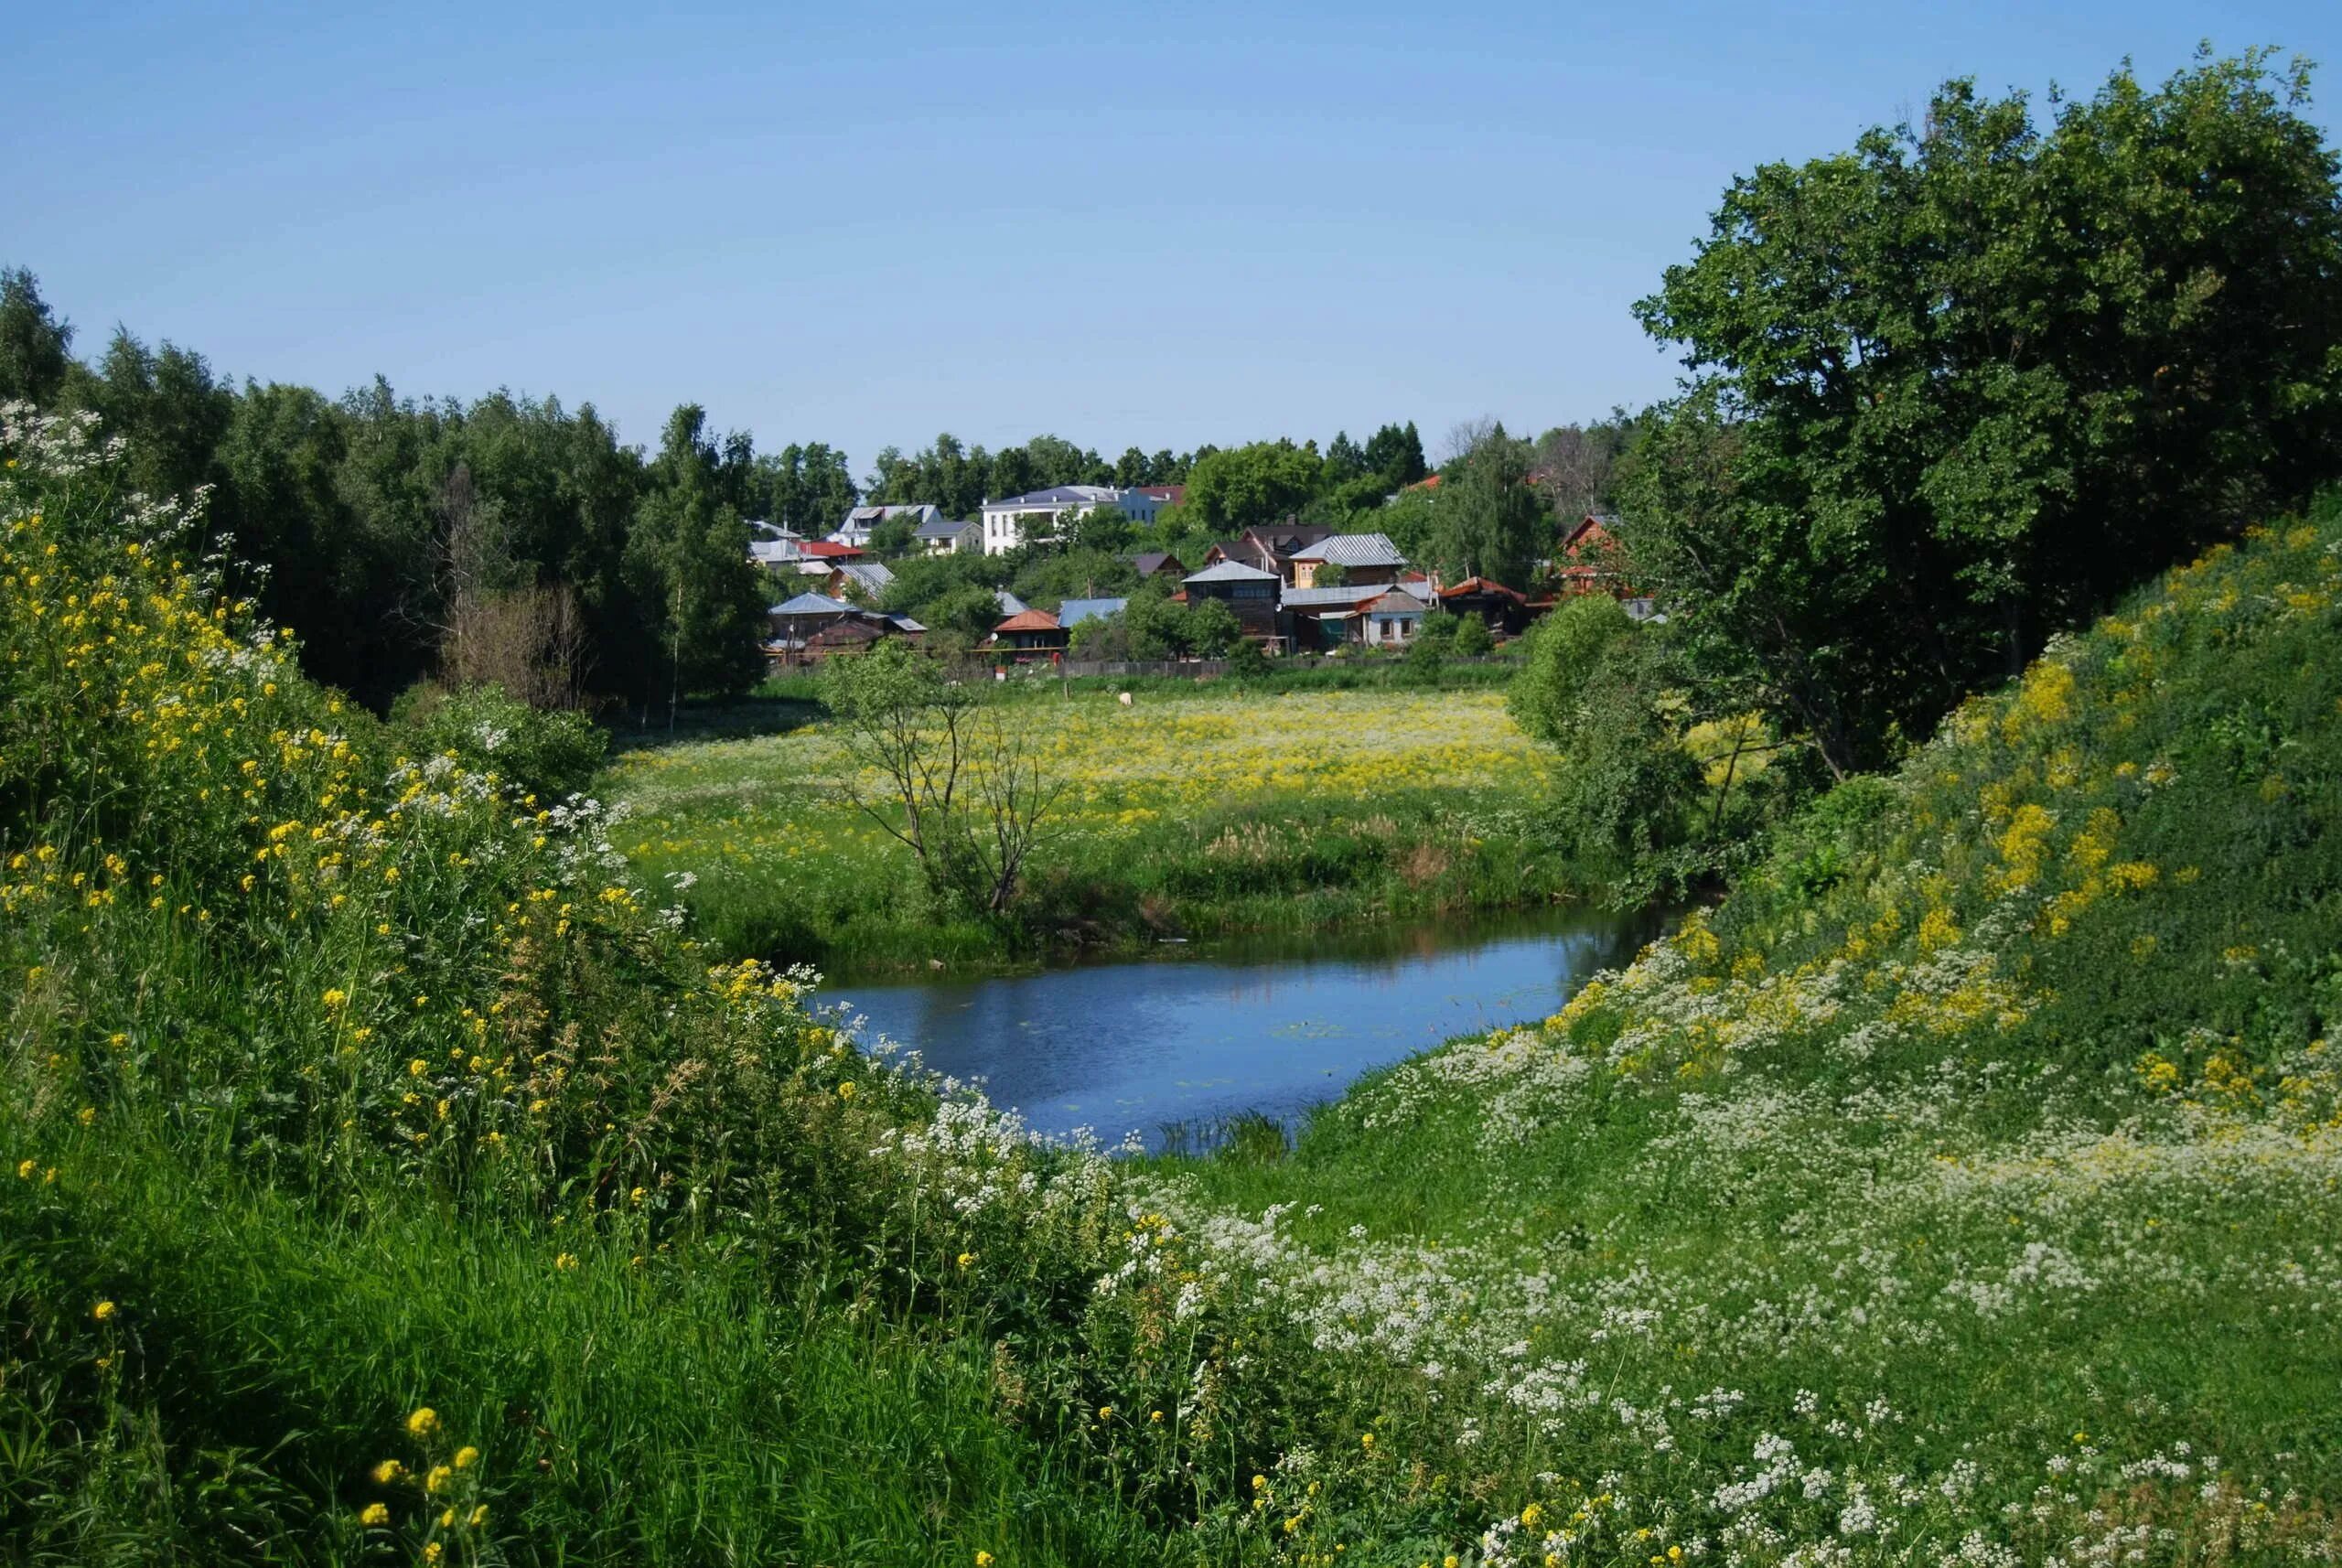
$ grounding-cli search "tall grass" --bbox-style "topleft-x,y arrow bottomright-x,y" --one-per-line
7,402 -> 2338,1563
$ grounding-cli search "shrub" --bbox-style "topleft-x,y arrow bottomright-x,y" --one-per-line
390,682 -> 609,800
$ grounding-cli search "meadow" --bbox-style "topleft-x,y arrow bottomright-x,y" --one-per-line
602,686 -> 1572,970
6,403 -> 2339,1564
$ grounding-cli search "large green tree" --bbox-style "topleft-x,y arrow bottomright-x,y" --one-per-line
1182,439 -> 1323,531
626,405 -> 768,707
0,268 -> 74,407
1623,50 -> 2342,776
1429,424 -> 1548,587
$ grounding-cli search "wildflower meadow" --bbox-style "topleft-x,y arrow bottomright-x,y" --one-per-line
5,403 -> 2339,1564
603,688 -> 1569,969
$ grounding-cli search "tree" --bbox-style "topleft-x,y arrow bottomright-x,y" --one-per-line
1186,598 -> 1242,657
822,640 -> 1067,914
0,268 -> 73,406
626,404 -> 768,711
1451,612 -> 1495,657
1063,504 -> 1133,555
1431,423 -> 1547,587
866,511 -> 918,556
1625,50 -> 2342,775
1362,421 -> 1428,486
1322,429 -> 1366,485
1509,595 -> 1635,746
1183,439 -> 1323,531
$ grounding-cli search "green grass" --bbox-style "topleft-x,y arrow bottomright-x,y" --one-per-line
7,406 -> 2342,1564
601,686 -> 1577,974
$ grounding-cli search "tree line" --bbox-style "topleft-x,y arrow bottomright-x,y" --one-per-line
3,274 -> 1560,710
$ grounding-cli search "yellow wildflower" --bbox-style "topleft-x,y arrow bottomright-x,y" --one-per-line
359,1502 -> 390,1527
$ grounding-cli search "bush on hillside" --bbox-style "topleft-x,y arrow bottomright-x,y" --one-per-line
390,681 -> 609,801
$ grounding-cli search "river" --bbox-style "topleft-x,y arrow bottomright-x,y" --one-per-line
831,904 -> 1653,1149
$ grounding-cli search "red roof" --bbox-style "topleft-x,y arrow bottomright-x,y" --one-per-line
1438,576 -> 1527,603
993,609 -> 1061,633
800,541 -> 862,558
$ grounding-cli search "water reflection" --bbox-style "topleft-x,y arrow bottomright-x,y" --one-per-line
833,906 -> 1653,1148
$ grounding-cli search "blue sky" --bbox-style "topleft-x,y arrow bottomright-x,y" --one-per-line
15,1 -> 2340,475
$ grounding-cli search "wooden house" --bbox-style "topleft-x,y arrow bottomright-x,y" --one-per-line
990,608 -> 1068,659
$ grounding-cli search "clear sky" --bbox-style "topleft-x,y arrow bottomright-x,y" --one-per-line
15,1 -> 2340,477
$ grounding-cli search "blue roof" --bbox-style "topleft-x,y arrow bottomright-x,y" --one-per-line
1058,596 -> 1128,627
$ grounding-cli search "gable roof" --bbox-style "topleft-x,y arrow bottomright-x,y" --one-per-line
1366,589 -> 1428,616
1291,532 -> 1406,568
1126,551 -> 1185,575
1282,583 -> 1393,609
1438,575 -> 1527,603
843,503 -> 943,526
994,589 -> 1029,617
769,592 -> 856,617
1185,560 -> 1281,584
797,540 -> 861,559
914,515 -> 976,540
1058,596 -> 1128,627
994,608 -> 1062,633
831,562 -> 896,593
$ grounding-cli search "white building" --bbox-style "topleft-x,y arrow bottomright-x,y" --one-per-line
831,504 -> 947,549
977,486 -> 1170,556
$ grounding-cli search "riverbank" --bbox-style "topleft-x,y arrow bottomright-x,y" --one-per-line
601,686 -> 1580,975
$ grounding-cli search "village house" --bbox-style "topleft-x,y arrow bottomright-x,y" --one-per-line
815,560 -> 895,601
1202,523 -> 1333,584
1124,551 -> 1187,581
831,503 -> 946,549
1182,559 -> 1284,647
1437,576 -> 1535,637
1360,588 -> 1429,648
1280,579 -> 1434,650
914,515 -> 981,555
763,592 -> 923,668
1286,532 -> 1406,589
990,607 -> 1069,659
747,521 -> 810,572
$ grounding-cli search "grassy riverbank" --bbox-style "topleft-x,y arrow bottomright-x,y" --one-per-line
603,685 -> 1574,972
9,404 -> 2340,1563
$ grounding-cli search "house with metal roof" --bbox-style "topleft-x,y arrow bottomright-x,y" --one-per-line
914,515 -> 980,555
1058,596 -> 1128,628
821,561 -> 896,600
830,503 -> 945,548
1202,524 -> 1335,584
990,607 -> 1069,658
1287,532 -> 1407,588
1184,560 -> 1284,647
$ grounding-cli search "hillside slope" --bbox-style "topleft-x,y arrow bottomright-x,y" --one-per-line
1146,503 -> 2342,1563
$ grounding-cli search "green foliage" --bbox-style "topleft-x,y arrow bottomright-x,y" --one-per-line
1507,594 -> 1634,746
1447,611 -> 1494,658
1181,439 -> 1324,531
625,405 -> 768,703
1428,424 -> 1550,587
0,268 -> 73,406
1624,50 -> 2342,775
390,683 -> 610,801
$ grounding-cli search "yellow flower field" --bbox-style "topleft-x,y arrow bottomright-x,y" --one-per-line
601,688 -> 1565,964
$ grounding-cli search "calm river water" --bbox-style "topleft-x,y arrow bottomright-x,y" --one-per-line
832,906 -> 1652,1148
